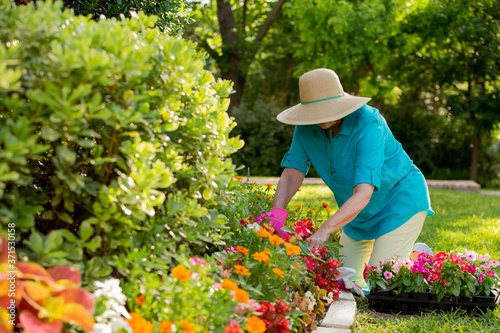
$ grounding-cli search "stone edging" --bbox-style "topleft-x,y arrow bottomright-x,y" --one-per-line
312,290 -> 356,333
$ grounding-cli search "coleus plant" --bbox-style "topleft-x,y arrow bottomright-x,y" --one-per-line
0,236 -> 95,333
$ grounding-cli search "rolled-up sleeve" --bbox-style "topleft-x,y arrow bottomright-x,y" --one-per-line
353,118 -> 385,191
281,127 -> 311,175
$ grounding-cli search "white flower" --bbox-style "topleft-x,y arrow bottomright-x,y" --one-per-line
94,323 -> 112,333
246,223 -> 261,231
478,254 -> 491,262
464,250 -> 478,262
94,279 -> 127,303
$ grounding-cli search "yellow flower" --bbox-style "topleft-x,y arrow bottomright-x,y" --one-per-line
126,313 -> 155,333
252,251 -> 270,264
235,245 -> 249,255
284,243 -> 300,256
245,316 -> 267,333
257,228 -> 272,238
273,268 -> 285,278
234,265 -> 251,276
159,321 -> 174,333
235,288 -> 250,303
262,224 -> 274,232
171,265 -> 191,282
179,320 -> 196,333
326,207 -> 332,213
269,234 -> 284,245
221,279 -> 239,290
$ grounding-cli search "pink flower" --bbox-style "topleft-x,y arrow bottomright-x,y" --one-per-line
213,283 -> 223,290
402,259 -> 413,269
485,270 -> 495,276
464,250 -> 478,262
479,273 -> 484,284
189,257 -> 207,266
478,254 -> 491,262
383,271 -> 393,279
221,269 -> 232,278
489,260 -> 500,268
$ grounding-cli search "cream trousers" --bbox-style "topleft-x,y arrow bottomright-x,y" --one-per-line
338,211 -> 428,290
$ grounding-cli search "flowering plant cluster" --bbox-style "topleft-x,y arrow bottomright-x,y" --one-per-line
364,250 -> 500,301
0,236 -> 95,333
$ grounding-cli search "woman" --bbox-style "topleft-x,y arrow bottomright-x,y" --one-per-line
267,68 -> 434,291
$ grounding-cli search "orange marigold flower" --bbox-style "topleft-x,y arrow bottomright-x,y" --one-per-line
235,288 -> 250,303
311,210 -> 316,215
262,248 -> 271,256
294,261 -> 300,268
266,195 -> 271,200
245,316 -> 267,333
249,215 -> 255,222
269,234 -> 284,245
284,243 -> 300,256
252,251 -> 270,264
298,188 -> 302,191
159,321 -> 174,333
262,224 -> 274,232
235,176 -> 243,181
126,313 -> 155,333
221,279 -> 239,290
171,265 -> 191,282
256,193 -> 261,197
273,268 -> 285,278
265,183 -> 273,188
257,228 -> 271,238
235,246 -> 249,255
135,294 -> 145,307
321,202 -> 329,208
234,265 -> 251,276
295,203 -> 301,209
326,207 -> 332,213
179,320 -> 196,333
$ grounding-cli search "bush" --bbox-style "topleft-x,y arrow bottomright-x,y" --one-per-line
0,0 -> 243,283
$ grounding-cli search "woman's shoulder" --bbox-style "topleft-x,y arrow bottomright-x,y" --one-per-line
354,104 -> 387,127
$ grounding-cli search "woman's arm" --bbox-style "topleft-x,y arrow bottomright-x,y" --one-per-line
272,168 -> 305,209
306,183 -> 375,248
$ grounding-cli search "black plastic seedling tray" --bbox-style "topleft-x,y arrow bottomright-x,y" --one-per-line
367,290 -> 500,314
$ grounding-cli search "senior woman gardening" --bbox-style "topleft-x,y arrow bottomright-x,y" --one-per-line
266,68 -> 434,291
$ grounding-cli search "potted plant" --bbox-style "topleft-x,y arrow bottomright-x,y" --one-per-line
364,250 -> 500,314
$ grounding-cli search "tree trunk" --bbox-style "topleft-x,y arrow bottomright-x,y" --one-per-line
470,131 -> 480,182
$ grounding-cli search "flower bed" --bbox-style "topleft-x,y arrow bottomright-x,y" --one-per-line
364,250 -> 500,314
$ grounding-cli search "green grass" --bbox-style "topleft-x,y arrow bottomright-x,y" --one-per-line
288,186 -> 500,332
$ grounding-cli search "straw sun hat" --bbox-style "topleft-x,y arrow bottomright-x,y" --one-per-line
277,68 -> 371,125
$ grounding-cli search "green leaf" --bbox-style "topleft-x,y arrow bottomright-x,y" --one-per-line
79,221 -> 94,242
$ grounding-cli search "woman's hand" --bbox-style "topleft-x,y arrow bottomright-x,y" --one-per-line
306,225 -> 331,249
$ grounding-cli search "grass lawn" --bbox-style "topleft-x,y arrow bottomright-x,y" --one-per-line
289,186 -> 500,332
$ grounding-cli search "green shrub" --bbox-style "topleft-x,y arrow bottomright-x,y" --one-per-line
0,0 -> 243,283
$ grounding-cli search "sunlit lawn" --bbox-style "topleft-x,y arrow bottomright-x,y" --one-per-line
288,186 -> 500,332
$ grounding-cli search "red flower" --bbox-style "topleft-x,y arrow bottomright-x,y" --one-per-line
274,300 -> 291,314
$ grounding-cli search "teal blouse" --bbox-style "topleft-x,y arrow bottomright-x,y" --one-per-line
281,105 -> 434,240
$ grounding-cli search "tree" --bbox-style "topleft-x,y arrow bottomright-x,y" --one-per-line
183,0 -> 288,114
396,0 -> 500,181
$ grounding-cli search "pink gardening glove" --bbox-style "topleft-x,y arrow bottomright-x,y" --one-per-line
267,207 -> 288,239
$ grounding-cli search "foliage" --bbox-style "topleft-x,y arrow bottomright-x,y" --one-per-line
231,99 -> 294,177
0,236 -> 95,333
363,250 -> 500,301
0,0 -> 243,283
60,0 -> 190,34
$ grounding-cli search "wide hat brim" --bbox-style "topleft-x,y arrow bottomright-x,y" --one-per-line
277,93 -> 371,125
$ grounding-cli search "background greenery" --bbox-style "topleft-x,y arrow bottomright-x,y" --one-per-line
181,0 -> 500,187
289,185 -> 500,332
